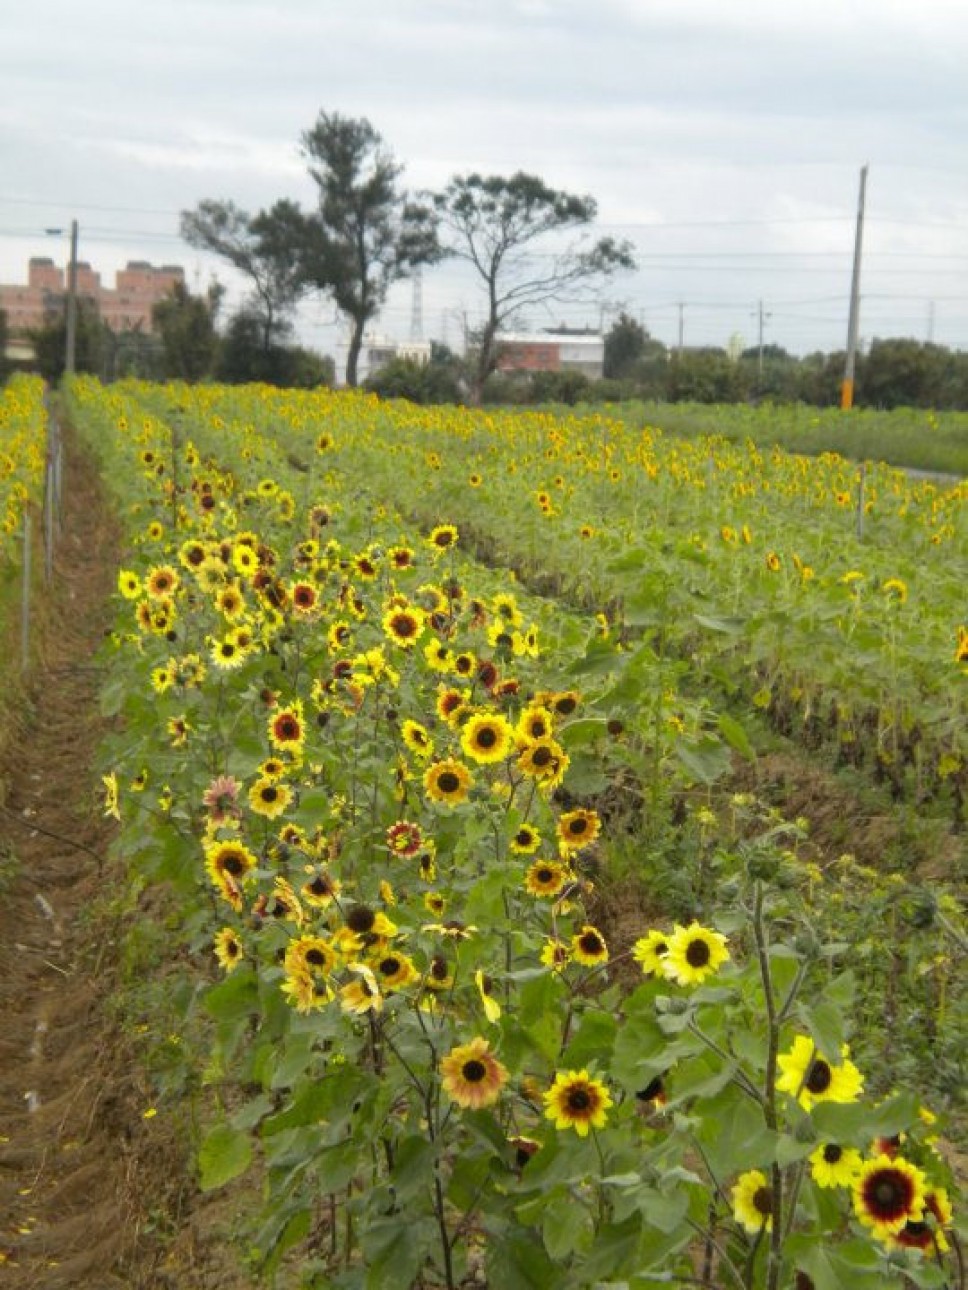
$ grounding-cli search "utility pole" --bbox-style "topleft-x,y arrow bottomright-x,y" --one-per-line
65,219 -> 79,375
677,302 -> 685,354
409,266 -> 424,342
752,299 -> 772,382
841,165 -> 868,410
926,300 -> 935,344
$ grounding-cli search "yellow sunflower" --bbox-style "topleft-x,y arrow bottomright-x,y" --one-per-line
440,1037 -> 509,1109
424,759 -> 474,807
460,712 -> 515,765
557,807 -> 601,853
543,1070 -> 613,1137
776,1035 -> 864,1110
731,1169 -> 773,1233
662,922 -> 730,986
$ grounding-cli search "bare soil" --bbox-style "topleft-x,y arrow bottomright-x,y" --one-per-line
0,424 -> 179,1287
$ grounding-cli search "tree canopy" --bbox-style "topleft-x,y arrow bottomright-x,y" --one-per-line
432,172 -> 635,401
297,111 -> 441,387
180,199 -> 306,354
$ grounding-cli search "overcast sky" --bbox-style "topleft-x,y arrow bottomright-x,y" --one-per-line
2,0 -> 967,359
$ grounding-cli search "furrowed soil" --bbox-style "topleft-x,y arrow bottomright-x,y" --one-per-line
0,424 -> 250,1288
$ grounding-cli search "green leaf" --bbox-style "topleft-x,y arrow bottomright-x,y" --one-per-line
542,1195 -> 593,1259
798,1000 -> 846,1059
717,712 -> 755,760
486,1230 -> 559,1290
362,1217 -> 436,1290
198,1123 -> 252,1191
574,1212 -> 643,1282
561,1010 -> 618,1070
674,735 -> 732,785
559,717 -> 608,748
693,612 -> 745,636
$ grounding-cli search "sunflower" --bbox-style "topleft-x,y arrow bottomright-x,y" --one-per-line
491,592 -> 523,628
571,924 -> 609,966
399,720 -> 434,761
892,1187 -> 952,1254
166,715 -> 190,746
202,774 -> 241,825
386,819 -> 423,858
383,604 -> 425,648
146,565 -> 180,599
475,968 -> 501,1022
204,839 -> 258,908
460,712 -> 515,765
524,859 -> 569,898
291,582 -> 319,617
809,1142 -> 863,1189
428,524 -> 458,555
852,1154 -> 927,1241
632,929 -> 670,976
765,551 -> 782,573
268,703 -> 305,754
327,619 -> 353,652
510,823 -> 542,855
416,844 -> 438,883
540,938 -> 571,972
340,965 -> 383,1015
436,686 -> 470,726
209,632 -> 249,671
731,1169 -> 773,1233
215,582 -> 246,620
662,922 -> 730,986
516,738 -> 569,789
776,1035 -> 864,1110
282,972 -> 334,1013
117,569 -> 142,599
441,1037 -> 509,1109
422,953 -> 454,993
424,759 -> 474,807
302,866 -> 343,908
101,772 -> 121,821
213,928 -> 244,973
515,704 -> 555,745
452,651 -> 476,679
424,640 -> 454,673
543,1070 -> 613,1137
231,543 -> 259,578
248,776 -> 292,819
557,807 -> 601,854
370,951 -> 419,992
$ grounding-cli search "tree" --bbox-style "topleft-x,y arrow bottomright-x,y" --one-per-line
0,307 -> 10,384
298,111 -> 441,388
604,312 -> 649,379
28,299 -> 110,383
180,199 -> 306,354
152,282 -> 217,382
432,172 -> 635,403
214,309 -> 333,388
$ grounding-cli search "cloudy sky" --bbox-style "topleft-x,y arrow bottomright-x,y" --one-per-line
2,0 -> 967,360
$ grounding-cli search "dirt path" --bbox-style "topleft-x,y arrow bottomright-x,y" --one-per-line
0,422 -> 159,1287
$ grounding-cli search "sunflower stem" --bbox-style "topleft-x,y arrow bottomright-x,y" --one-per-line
752,881 -> 783,1290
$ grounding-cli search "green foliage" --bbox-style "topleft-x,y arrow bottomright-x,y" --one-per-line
152,281 -> 217,382
68,376 -> 965,1289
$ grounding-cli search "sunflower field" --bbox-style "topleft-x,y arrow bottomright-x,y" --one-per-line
0,373 -> 47,553
64,375 -> 965,1289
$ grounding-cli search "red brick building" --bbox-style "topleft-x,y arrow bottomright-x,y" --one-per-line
0,257 -> 185,334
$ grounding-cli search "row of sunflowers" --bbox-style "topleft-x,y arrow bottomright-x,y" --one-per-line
0,374 -> 47,552
66,375 -> 962,1290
